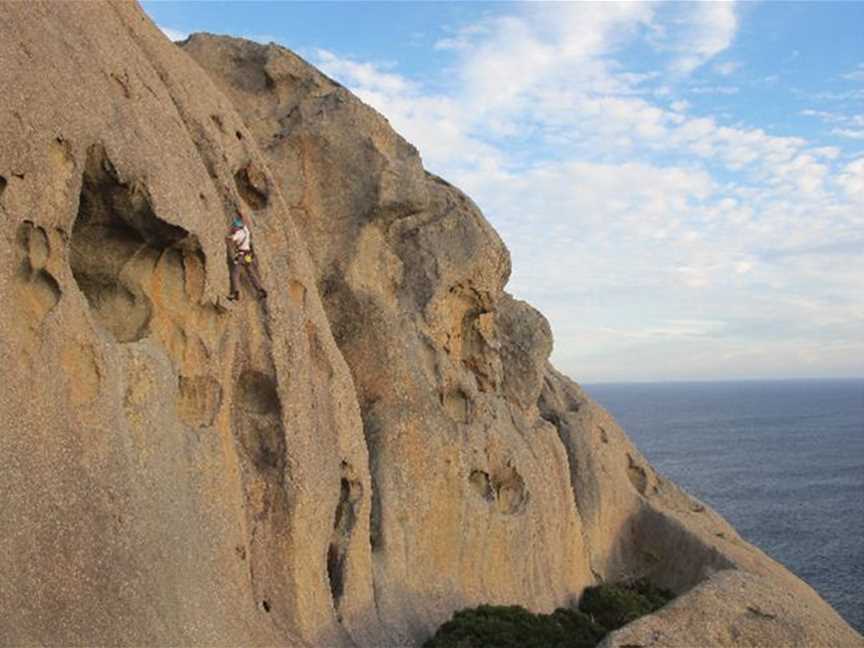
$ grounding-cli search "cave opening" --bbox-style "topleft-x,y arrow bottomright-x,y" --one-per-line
70,145 -> 189,343
234,162 -> 269,209
327,466 -> 363,608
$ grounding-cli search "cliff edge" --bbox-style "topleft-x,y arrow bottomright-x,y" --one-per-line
1,3 -> 860,647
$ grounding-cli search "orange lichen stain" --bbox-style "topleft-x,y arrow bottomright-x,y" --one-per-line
287,280 -> 306,307
61,342 -> 100,405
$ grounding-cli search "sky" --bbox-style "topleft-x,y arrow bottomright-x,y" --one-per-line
143,1 -> 864,383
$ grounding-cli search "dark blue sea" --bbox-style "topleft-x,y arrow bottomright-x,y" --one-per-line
584,379 -> 864,634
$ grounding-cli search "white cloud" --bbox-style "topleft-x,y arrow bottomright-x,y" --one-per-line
801,109 -> 864,127
841,63 -> 864,82
837,157 -> 864,201
801,108 -> 864,140
313,49 -> 501,177
159,25 -> 188,42
797,88 -> 864,103
810,146 -> 841,159
316,49 -> 416,96
451,3 -> 655,117
650,1 -> 739,74
689,85 -> 739,95
433,22 -> 491,51
802,109 -> 841,123
312,2 -> 863,381
832,128 -> 864,140
714,60 -> 741,76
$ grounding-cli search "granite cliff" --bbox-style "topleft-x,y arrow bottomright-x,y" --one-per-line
1,3 -> 860,647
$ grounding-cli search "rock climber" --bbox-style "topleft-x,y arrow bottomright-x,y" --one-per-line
226,214 -> 267,301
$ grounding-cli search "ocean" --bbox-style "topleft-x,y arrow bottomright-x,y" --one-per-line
584,379 -> 864,634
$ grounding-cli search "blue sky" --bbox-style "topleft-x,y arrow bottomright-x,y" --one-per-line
144,2 -> 864,382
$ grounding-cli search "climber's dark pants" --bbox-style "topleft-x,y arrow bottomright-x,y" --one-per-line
230,253 -> 264,295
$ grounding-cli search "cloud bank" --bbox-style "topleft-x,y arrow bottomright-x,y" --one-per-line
313,3 -> 863,381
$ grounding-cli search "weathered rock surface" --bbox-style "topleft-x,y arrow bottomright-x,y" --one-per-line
0,3 -> 860,647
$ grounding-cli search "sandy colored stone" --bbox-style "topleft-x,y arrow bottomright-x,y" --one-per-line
183,33 -> 594,643
0,4 -> 860,647
1,3 -> 365,646
184,33 -> 861,648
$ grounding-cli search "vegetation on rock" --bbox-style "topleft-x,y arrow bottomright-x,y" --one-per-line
579,578 -> 674,632
423,579 -> 674,648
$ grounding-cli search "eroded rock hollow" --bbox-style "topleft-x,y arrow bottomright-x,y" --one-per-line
0,3 -> 860,647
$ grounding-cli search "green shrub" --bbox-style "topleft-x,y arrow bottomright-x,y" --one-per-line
422,604 -> 605,648
550,608 -> 610,647
579,578 -> 674,632
628,578 -> 675,611
423,579 -> 674,648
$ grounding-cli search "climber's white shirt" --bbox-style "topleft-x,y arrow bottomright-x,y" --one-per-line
231,225 -> 251,251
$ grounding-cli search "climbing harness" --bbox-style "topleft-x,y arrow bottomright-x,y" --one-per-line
234,250 -> 255,265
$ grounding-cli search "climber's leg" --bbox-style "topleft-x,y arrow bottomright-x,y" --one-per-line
244,260 -> 267,299
228,258 -> 241,300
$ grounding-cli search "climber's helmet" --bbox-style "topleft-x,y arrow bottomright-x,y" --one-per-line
232,218 -> 244,229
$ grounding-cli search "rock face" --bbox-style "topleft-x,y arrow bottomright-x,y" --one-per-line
0,4 -> 859,647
